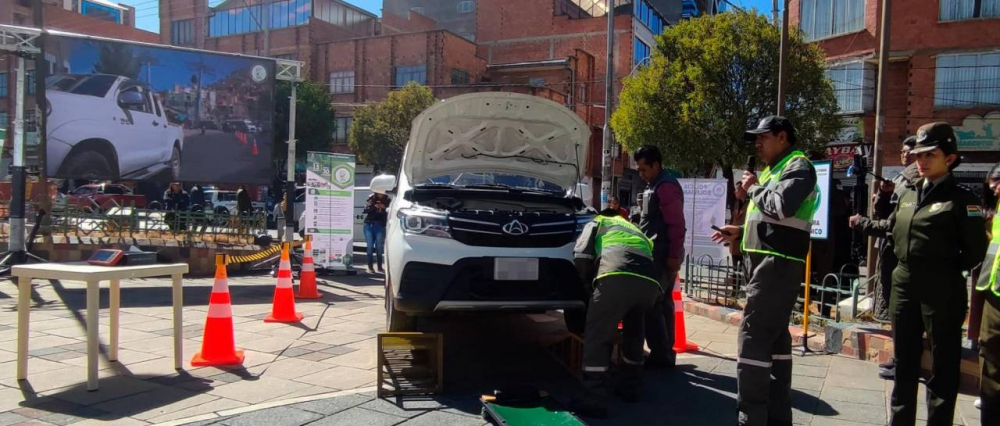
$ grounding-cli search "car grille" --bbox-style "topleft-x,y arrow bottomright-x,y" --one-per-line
448,212 -> 578,248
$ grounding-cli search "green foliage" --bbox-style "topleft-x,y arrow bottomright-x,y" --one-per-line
349,83 -> 437,173
93,43 -> 141,79
612,12 -> 841,173
275,80 -> 337,162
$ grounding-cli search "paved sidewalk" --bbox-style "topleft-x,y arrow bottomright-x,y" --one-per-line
0,272 -> 387,425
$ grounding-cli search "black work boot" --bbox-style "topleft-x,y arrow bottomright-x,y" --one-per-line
614,364 -> 643,403
570,372 -> 609,418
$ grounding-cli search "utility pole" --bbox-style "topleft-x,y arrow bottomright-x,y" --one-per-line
284,83 -> 297,242
262,0 -> 270,56
866,0 -> 892,280
601,0 -> 615,210
772,0 -> 779,24
33,0 -> 50,231
776,0 -> 789,115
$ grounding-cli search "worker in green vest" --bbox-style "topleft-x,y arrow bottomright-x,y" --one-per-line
712,116 -> 819,426
570,208 -> 662,418
849,122 -> 986,426
974,162 -> 1000,426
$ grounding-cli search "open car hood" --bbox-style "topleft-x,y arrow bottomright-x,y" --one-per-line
403,92 -> 591,190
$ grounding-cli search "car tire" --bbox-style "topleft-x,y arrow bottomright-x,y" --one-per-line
385,277 -> 415,332
62,150 -> 117,181
169,146 -> 182,180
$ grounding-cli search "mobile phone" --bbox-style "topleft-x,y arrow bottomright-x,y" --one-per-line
711,225 -> 731,235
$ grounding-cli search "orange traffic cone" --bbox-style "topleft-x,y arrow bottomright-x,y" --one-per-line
297,237 -> 321,299
672,276 -> 698,353
192,255 -> 245,366
251,138 -> 260,156
265,243 -> 304,323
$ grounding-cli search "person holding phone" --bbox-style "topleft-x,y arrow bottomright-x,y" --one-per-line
363,192 -> 391,273
711,116 -> 819,426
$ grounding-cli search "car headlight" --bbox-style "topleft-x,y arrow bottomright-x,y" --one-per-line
398,209 -> 451,238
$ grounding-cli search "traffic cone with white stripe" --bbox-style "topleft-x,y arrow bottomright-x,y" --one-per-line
265,243 -> 304,323
191,254 -> 245,366
297,237 -> 321,299
672,275 -> 699,353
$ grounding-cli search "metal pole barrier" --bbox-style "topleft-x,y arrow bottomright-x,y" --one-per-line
799,243 -> 813,354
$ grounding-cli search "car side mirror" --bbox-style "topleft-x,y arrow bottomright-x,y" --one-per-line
117,91 -> 145,107
369,174 -> 397,195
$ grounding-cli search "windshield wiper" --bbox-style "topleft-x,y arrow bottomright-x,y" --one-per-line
415,183 -> 455,189
462,184 -> 514,191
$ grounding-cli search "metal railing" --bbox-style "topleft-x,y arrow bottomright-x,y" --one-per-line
796,264 -> 867,325
684,254 -> 748,308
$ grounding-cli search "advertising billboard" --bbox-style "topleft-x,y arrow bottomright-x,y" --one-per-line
44,34 -> 275,184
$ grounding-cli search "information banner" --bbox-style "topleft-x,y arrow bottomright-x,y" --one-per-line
811,161 -> 832,240
678,178 -> 728,263
305,152 -> 356,270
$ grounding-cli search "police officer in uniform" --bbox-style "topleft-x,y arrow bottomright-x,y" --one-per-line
850,122 -> 986,426
712,116 -> 819,426
974,162 -> 1000,425
571,208 -> 663,418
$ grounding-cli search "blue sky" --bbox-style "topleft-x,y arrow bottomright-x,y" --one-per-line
728,0 -> 780,15
118,0 -> 384,34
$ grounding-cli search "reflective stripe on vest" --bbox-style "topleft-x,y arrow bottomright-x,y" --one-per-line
978,200 -> 1000,297
741,150 -> 819,263
593,215 -> 659,286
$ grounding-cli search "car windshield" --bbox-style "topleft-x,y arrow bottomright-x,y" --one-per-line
423,173 -> 563,193
216,192 -> 237,202
46,75 -> 117,97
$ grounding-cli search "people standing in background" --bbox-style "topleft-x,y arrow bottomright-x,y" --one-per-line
850,123 -> 985,426
630,193 -> 643,224
236,186 -> 253,216
634,145 -> 686,369
609,197 -> 629,219
163,182 -> 190,231
364,193 -> 391,273
972,162 -> 1000,420
189,184 -> 206,210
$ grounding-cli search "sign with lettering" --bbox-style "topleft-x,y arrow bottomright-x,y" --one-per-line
956,112 -> 1000,151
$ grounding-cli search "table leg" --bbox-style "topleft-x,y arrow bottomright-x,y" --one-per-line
172,274 -> 183,370
86,279 -> 99,391
109,279 -> 120,362
16,276 -> 32,381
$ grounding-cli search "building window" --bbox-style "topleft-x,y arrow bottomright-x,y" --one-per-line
529,77 -> 546,88
825,61 -> 875,113
329,70 -> 354,94
171,19 -> 195,46
81,0 -> 122,24
457,1 -> 474,13
313,0 -> 375,36
451,69 -> 470,85
334,116 -> 353,145
799,0 -> 865,41
935,52 -> 1000,108
26,70 -> 35,95
209,0 -> 310,38
0,112 -> 7,128
0,73 -> 7,98
634,0 -> 665,34
274,54 -> 298,60
556,0 -> 629,19
395,65 -> 427,87
633,37 -> 651,67
941,0 -> 1000,21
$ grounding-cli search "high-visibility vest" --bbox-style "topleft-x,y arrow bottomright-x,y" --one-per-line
977,200 -> 1000,297
741,150 -> 820,263
593,214 -> 660,288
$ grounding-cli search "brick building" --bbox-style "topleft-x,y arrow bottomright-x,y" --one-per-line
159,0 -> 378,69
790,0 -> 1000,188
1,0 -> 160,168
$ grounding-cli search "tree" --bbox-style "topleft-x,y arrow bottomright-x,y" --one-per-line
349,83 -> 436,173
275,80 -> 336,163
93,43 -> 141,79
612,12 -> 840,176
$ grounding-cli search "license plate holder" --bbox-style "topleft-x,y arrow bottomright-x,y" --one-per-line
493,258 -> 539,281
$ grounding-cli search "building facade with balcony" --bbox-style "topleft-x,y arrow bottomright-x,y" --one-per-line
791,0 -> 1000,188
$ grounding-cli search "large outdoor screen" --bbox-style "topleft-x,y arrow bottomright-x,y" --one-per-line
44,35 -> 276,184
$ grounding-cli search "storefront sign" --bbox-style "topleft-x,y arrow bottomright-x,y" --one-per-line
956,112 -> 1000,151
305,152 -> 356,270
812,161 -> 832,240
825,144 -> 872,172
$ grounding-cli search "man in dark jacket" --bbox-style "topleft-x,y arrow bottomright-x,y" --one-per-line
635,146 -> 686,368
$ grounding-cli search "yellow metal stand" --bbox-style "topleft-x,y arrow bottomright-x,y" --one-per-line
376,332 -> 444,397
798,243 -> 815,354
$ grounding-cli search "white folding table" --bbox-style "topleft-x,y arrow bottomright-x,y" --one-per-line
12,262 -> 189,391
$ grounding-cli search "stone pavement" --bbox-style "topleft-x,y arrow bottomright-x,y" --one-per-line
0,272 -> 387,425
0,270 -> 985,426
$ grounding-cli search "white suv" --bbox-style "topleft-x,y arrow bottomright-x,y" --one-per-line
370,92 -> 594,331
